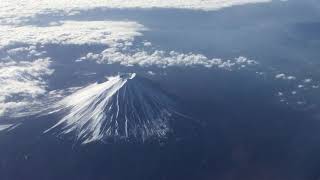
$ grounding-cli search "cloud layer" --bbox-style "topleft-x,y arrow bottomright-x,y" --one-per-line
0,55 -> 53,117
0,21 -> 145,49
1,0 -> 270,25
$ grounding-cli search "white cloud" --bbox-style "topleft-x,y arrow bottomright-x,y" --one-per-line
0,0 -> 271,25
304,78 -> 312,83
79,46 -> 257,70
275,73 -> 296,80
143,41 -> 152,47
278,92 -> 284,96
0,1 -> 259,72
147,71 -> 156,75
0,58 -> 54,117
0,21 -> 145,49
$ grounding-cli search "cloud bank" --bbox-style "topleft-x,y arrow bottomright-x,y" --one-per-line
0,17 -> 257,71
1,0 -> 271,25
0,57 -> 53,117
79,48 -> 257,70
0,21 -> 145,49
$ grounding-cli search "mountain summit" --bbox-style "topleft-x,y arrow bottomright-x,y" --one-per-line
45,73 -> 187,144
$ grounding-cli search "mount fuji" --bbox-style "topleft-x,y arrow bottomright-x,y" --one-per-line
44,73 -> 189,144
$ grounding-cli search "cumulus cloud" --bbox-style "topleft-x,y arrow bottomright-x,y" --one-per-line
0,58 -> 54,117
275,73 -> 296,80
78,46 -> 257,70
304,78 -> 312,83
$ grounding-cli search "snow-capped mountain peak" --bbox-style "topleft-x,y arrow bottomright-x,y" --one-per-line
45,73 -> 185,144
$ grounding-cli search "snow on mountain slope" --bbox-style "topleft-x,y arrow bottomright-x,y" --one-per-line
0,123 -> 20,132
45,73 -> 186,144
